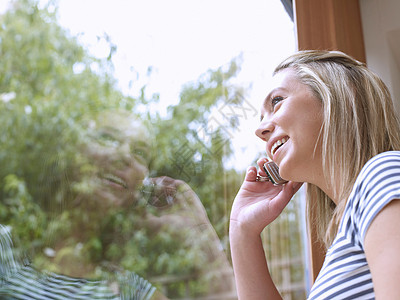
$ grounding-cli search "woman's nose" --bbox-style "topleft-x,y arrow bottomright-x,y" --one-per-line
255,117 -> 275,141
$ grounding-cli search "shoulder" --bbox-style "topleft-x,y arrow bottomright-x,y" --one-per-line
364,151 -> 400,169
359,151 -> 400,181
348,151 -> 400,243
352,151 -> 400,196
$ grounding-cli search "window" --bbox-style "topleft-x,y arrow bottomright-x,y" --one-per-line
0,0 -> 307,298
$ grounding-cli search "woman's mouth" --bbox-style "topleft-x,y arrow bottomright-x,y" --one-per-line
271,137 -> 289,156
103,174 -> 128,189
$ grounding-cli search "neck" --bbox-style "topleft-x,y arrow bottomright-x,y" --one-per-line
311,174 -> 339,205
321,186 -> 339,206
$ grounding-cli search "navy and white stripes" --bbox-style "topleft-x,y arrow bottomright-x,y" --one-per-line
0,225 -> 156,299
308,151 -> 400,300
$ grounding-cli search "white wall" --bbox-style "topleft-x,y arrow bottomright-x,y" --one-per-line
359,0 -> 400,112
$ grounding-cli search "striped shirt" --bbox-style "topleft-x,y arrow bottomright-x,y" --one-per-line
308,151 -> 400,300
0,225 -> 155,300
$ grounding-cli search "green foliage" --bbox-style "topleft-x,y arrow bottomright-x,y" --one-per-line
0,0 -> 136,210
0,0 -> 244,298
0,174 -> 46,256
147,60 -> 245,242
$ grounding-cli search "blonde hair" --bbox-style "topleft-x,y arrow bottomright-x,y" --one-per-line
274,50 -> 400,247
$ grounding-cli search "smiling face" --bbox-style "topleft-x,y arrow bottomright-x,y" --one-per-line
255,68 -> 325,185
83,113 -> 151,208
90,137 -> 149,207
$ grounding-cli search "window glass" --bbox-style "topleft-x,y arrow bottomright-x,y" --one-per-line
0,0 -> 308,298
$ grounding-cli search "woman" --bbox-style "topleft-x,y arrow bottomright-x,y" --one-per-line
230,50 -> 400,299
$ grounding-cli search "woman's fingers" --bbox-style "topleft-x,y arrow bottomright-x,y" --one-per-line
256,157 -> 269,166
256,157 -> 269,176
244,166 -> 258,181
276,181 -> 303,207
267,181 -> 304,217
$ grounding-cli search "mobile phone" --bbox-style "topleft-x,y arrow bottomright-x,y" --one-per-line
256,161 -> 288,185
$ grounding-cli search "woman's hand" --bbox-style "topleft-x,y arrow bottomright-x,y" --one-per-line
230,158 -> 303,236
229,158 -> 303,300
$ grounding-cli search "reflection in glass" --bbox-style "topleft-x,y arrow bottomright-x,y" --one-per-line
0,0 -> 306,299
1,109 -> 237,298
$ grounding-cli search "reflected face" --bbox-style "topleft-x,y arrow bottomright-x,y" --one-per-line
87,125 -> 150,207
255,68 -> 324,184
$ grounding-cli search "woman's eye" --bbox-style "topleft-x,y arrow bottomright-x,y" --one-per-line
271,96 -> 284,108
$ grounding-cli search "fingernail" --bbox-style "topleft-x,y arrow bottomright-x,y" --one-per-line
247,168 -> 255,174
